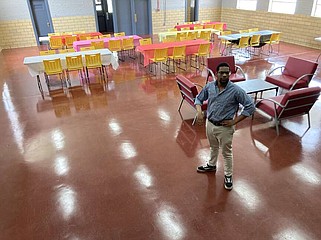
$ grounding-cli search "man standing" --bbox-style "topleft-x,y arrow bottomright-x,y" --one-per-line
194,62 -> 255,190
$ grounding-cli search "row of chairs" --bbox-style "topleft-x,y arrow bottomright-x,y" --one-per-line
163,31 -> 212,43
148,43 -> 211,75
239,28 -> 259,33
42,53 -> 106,90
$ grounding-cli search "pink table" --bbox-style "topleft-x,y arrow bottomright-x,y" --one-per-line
136,39 -> 213,67
73,35 -> 142,51
175,22 -> 227,31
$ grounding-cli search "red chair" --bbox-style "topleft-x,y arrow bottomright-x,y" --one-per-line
265,57 -> 318,91
205,56 -> 246,84
176,75 -> 207,125
254,86 -> 320,135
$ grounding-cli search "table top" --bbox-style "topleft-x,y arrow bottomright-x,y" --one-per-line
235,79 -> 278,94
219,30 -> 280,41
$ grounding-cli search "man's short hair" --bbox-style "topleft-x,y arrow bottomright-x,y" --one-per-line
216,62 -> 230,72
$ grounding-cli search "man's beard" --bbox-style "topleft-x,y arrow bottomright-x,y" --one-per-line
220,80 -> 229,87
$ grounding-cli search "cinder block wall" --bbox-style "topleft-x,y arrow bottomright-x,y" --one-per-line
198,8 -> 222,22
51,16 -> 96,33
221,8 -> 321,49
0,20 -> 37,49
152,9 -> 185,33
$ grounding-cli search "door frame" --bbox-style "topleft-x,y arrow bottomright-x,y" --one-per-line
27,0 -> 54,45
112,0 -> 152,35
185,0 -> 199,22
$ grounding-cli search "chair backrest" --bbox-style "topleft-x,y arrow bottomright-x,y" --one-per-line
238,36 -> 250,48
277,87 -> 320,118
43,59 -> 63,75
176,32 -> 187,40
202,20 -> 211,23
66,55 -> 84,71
172,46 -> 186,59
283,57 -> 318,84
248,28 -> 259,32
73,31 -> 86,34
40,50 -> 56,55
184,22 -> 192,24
139,38 -> 152,45
181,27 -> 190,31
239,29 -> 249,33
197,43 -> 211,56
214,23 -> 224,31
168,28 -> 177,32
250,35 -> 261,47
65,35 -> 78,48
50,37 -> 64,49
108,39 -> 122,51
48,33 -> 60,36
207,56 -> 237,74
122,37 -> 134,49
85,53 -> 102,68
114,32 -> 125,37
187,31 -> 198,40
91,40 -> 105,49
268,33 -> 281,44
87,36 -> 99,40
163,36 -> 176,43
194,26 -> 204,30
176,75 -> 199,109
79,34 -> 90,40
153,48 -> 168,61
204,24 -> 214,29
80,46 -> 95,51
100,34 -> 111,39
58,49 -> 75,53
199,31 -> 211,40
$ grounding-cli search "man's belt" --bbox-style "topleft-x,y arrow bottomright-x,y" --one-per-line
208,119 -> 232,126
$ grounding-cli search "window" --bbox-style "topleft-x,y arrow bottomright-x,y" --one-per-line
237,0 -> 257,11
269,0 -> 297,14
312,0 -> 321,17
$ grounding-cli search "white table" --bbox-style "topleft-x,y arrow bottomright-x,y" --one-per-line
23,49 -> 119,98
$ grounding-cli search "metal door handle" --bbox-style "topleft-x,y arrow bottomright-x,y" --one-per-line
106,12 -> 109,20
134,14 -> 137,23
47,22 -> 50,27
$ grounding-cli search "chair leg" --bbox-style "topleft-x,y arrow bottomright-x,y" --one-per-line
275,118 -> 279,135
178,98 -> 184,112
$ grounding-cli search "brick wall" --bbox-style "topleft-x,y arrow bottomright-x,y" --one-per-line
0,20 -> 37,49
221,8 -> 321,49
52,16 -> 96,33
152,9 -> 185,33
198,7 -> 222,22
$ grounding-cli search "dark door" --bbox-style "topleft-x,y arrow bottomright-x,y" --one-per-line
96,0 -> 114,33
113,0 -> 133,35
30,0 -> 53,37
134,0 -> 150,35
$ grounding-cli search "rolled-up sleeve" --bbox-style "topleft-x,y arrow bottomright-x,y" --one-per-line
194,85 -> 208,106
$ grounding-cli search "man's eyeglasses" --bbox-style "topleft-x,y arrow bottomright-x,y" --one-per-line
218,71 -> 230,75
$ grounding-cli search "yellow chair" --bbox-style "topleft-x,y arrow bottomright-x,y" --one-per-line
199,31 -> 211,41
85,53 -> 106,82
49,37 -> 64,50
191,43 -> 211,70
87,36 -> 99,40
39,50 -> 56,55
73,31 -> 86,34
265,32 -> 281,55
43,58 -> 66,90
48,33 -> 61,36
100,34 -> 111,39
91,40 -> 105,49
219,30 -> 233,55
114,32 -> 125,37
80,46 -> 95,51
122,37 -> 135,59
249,34 -> 261,56
232,36 -> 250,58
248,28 -> 259,32
181,27 -> 190,31
214,23 -> 224,32
239,29 -> 249,33
202,20 -> 211,23
149,48 -> 169,76
204,24 -> 214,29
168,28 -> 177,32
187,32 -> 198,40
168,45 -> 186,72
194,26 -> 204,30
176,32 -> 187,41
108,39 -> 123,61
162,36 -> 176,43
66,55 -> 85,84
65,35 -> 77,49
139,38 -> 152,45
61,32 -> 73,35
184,22 -> 192,24
58,49 -> 75,53
79,34 -> 90,40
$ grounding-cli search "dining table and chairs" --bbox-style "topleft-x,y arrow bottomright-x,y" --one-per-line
174,22 -> 227,31
23,49 -> 119,99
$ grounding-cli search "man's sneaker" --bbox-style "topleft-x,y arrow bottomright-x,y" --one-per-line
197,164 -> 216,173
224,175 -> 233,190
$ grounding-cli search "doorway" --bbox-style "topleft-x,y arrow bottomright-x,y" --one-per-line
185,0 -> 199,22
112,0 -> 151,36
95,0 -> 114,33
27,0 -> 54,45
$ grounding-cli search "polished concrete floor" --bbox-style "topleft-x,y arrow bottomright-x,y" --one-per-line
1,39 -> 321,240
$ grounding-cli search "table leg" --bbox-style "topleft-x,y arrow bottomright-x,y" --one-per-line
37,75 -> 44,99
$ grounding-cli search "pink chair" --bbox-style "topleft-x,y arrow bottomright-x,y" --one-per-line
265,57 -> 318,91
254,86 -> 321,135
205,56 -> 246,84
176,75 -> 207,125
